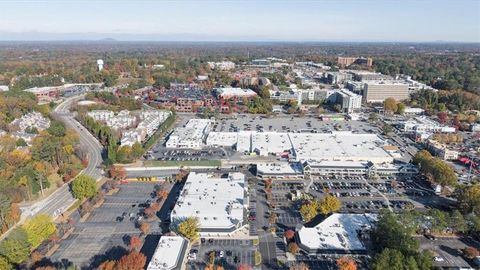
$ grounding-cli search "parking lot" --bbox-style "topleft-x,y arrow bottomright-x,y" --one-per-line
51,182 -> 162,268
188,239 -> 257,270
211,114 -> 378,134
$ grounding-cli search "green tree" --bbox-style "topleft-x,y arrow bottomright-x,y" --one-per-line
428,209 -> 448,233
15,138 -> 27,147
131,142 -> 144,159
450,210 -> 467,233
371,210 -> 418,255
396,103 -> 406,114
0,229 -> 30,264
318,194 -> 341,215
177,217 -> 199,241
22,214 -> 56,249
71,174 -> 97,200
371,248 -> 405,270
47,120 -> 66,137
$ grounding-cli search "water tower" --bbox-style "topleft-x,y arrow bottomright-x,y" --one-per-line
97,59 -> 104,71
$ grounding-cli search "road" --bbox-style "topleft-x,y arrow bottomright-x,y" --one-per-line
19,95 -> 104,220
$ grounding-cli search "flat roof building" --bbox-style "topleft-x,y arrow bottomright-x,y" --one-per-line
166,119 -> 214,149
171,172 -> 248,236
297,213 -> 376,254
215,87 -> 257,100
146,236 -> 188,270
363,81 -> 409,103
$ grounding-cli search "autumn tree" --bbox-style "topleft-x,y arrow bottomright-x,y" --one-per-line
98,260 -> 116,270
139,222 -> 151,235
284,229 -> 295,241
0,256 -> 12,270
109,166 -> 126,181
287,242 -> 299,254
300,200 -> 319,222
457,184 -> 480,215
129,235 -> 142,251
318,194 -> 341,215
337,256 -> 357,270
22,214 -> 56,249
237,264 -> 252,270
177,217 -> 199,241
116,252 -> 146,270
463,247 -> 479,259
384,98 -> 398,113
289,262 -> 309,270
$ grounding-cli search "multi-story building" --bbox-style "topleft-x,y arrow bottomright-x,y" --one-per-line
426,139 -> 459,160
120,129 -> 144,147
166,119 -> 214,149
207,61 -> 235,71
363,80 -> 410,103
215,87 -> 257,100
87,110 -> 115,122
337,57 -> 373,67
326,71 -> 353,84
329,89 -> 362,113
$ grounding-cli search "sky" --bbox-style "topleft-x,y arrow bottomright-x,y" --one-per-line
0,0 -> 479,42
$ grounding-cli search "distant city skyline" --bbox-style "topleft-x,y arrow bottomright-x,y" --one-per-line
0,0 -> 479,42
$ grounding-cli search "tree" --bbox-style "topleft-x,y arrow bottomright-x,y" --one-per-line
177,217 -> 199,241
237,264 -> 252,270
97,260 -> 116,270
384,98 -> 398,113
449,210 -> 467,233
139,222 -> 150,235
337,256 -> 357,270
129,235 -> 142,251
0,229 -> 30,264
47,120 -> 66,137
284,229 -> 295,241
371,248 -> 405,270
0,256 -> 12,270
463,246 -> 479,259
457,184 -> 480,215
109,166 -> 126,181
15,138 -> 27,147
428,209 -> 448,233
131,142 -> 144,159
22,214 -> 56,248
71,174 -> 97,200
116,252 -> 146,270
289,262 -> 310,270
396,103 -> 406,114
300,201 -> 318,222
437,112 -> 449,124
370,210 -> 418,255
318,194 -> 341,215
287,242 -> 299,254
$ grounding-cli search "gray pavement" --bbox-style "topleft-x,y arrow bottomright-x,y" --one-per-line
19,95 -> 104,220
51,182 -> 161,268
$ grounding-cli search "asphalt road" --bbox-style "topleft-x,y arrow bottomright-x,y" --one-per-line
19,95 -> 104,220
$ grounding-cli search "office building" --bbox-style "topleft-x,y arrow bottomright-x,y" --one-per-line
363,81 -> 409,103
426,139 -> 459,160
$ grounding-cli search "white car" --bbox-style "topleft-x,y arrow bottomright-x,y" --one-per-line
434,256 -> 444,262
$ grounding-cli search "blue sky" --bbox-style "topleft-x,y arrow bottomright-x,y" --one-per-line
0,0 -> 479,42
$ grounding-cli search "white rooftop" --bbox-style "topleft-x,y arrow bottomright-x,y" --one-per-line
298,213 -> 377,251
216,87 -> 257,97
171,172 -> 247,231
257,162 -> 303,175
147,236 -> 187,270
